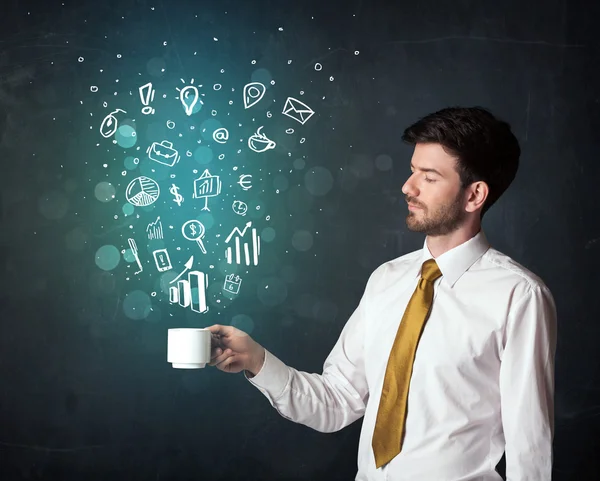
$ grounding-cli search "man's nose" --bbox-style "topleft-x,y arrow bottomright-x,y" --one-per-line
402,177 -> 417,197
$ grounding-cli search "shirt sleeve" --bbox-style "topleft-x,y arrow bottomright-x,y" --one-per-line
242,272 -> 377,434
500,283 -> 558,480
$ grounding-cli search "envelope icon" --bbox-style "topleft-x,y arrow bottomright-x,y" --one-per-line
147,140 -> 180,167
282,97 -> 315,125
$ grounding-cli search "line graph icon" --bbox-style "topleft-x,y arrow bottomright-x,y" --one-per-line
225,221 -> 261,266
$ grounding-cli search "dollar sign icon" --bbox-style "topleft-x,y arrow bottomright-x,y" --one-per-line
169,183 -> 183,206
190,224 -> 197,236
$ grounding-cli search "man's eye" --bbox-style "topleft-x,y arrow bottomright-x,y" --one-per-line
425,177 -> 435,183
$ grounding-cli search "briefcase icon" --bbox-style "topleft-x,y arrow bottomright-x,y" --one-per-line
282,97 -> 315,125
147,140 -> 180,167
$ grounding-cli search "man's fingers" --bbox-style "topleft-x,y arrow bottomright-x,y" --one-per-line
206,324 -> 224,335
209,348 -> 232,366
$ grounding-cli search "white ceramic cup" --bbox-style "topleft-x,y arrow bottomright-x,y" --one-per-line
167,328 -> 212,369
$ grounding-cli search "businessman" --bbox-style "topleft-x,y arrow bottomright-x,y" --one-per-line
207,106 -> 558,480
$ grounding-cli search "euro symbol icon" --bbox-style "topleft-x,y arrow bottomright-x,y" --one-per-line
237,174 -> 252,191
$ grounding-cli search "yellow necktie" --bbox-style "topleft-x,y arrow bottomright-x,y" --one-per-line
372,258 -> 443,469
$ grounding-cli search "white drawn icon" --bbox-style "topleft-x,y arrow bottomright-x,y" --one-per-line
243,82 -> 266,109
153,248 -> 172,272
248,126 -> 276,153
282,97 -> 315,125
126,176 -> 160,207
169,255 -> 194,285
146,216 -> 163,240
182,220 -> 207,254
232,200 -> 248,216
176,79 -> 202,116
238,174 -> 252,191
128,238 -> 144,275
100,108 -> 127,138
225,221 -> 261,266
169,183 -> 183,206
213,128 -> 229,144
223,274 -> 242,295
169,270 -> 209,314
147,140 -> 180,167
193,169 -> 222,211
139,82 -> 156,115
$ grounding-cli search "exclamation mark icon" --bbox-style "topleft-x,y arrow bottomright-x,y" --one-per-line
139,82 -> 156,115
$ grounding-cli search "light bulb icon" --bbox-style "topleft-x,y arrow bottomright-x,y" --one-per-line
176,78 -> 203,116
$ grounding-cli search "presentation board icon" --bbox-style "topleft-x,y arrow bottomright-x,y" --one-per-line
193,169 -> 222,211
126,176 -> 160,207
168,270 -> 209,314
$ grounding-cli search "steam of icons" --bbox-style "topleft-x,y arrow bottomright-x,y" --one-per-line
105,78 -> 316,314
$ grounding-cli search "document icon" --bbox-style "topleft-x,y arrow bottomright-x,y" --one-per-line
282,97 -> 315,125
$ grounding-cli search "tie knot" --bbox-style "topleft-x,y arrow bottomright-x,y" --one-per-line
421,259 -> 442,282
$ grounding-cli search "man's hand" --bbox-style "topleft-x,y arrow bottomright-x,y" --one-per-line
206,324 -> 266,375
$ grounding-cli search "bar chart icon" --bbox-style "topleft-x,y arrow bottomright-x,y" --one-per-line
225,221 -> 261,266
168,270 -> 209,313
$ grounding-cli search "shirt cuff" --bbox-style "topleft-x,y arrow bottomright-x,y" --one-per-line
243,349 -> 291,403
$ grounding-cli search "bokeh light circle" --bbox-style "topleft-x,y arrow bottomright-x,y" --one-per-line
95,245 -> 121,271
231,314 -> 255,334
257,277 -> 288,306
123,290 -> 152,320
39,191 -> 69,220
292,230 -> 314,251
304,166 -> 333,196
115,125 -> 137,148
194,146 -> 214,164
261,227 -> 276,243
375,154 -> 393,171
94,182 -> 116,202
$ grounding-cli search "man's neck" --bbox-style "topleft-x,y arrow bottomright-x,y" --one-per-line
426,224 -> 481,258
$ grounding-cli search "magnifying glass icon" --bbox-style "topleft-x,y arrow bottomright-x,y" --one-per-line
182,220 -> 207,254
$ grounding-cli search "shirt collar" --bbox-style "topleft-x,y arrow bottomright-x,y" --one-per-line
417,229 -> 491,288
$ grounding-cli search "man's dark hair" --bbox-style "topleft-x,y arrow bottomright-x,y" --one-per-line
401,106 -> 521,220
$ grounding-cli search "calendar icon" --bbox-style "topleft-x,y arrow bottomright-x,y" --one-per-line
223,274 -> 242,295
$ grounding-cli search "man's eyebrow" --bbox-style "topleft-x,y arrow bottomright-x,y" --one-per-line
410,163 -> 445,178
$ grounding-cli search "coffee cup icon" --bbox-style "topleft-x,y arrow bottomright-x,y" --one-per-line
248,126 -> 276,153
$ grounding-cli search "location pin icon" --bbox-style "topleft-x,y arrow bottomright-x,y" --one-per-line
180,85 -> 199,116
243,82 -> 266,109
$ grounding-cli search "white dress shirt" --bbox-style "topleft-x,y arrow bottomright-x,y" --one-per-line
245,230 -> 557,481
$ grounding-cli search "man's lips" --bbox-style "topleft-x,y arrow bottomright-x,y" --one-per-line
407,202 -> 422,209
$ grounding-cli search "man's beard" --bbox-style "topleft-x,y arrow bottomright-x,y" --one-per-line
406,192 -> 467,236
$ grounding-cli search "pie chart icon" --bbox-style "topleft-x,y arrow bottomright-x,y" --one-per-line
126,176 -> 160,207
